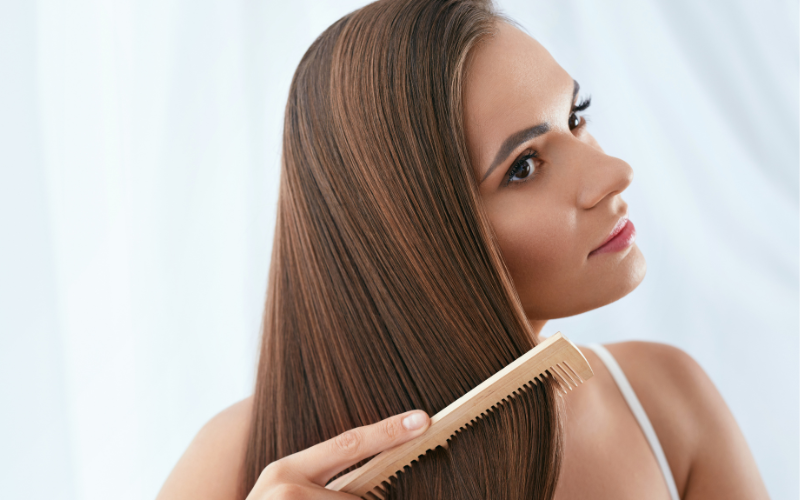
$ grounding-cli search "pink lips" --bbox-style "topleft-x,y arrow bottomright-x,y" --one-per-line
589,217 -> 636,257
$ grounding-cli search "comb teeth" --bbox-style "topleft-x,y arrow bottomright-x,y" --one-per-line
546,358 -> 592,395
326,332 -> 594,499
368,381 -> 553,499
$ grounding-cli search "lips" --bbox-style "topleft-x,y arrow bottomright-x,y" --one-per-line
589,217 -> 636,257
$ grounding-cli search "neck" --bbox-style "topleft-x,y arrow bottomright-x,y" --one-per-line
527,317 -> 548,344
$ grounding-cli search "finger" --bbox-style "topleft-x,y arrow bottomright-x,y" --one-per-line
250,482 -> 357,500
284,410 -> 430,486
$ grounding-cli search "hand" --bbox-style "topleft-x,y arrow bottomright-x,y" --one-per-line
246,410 -> 431,499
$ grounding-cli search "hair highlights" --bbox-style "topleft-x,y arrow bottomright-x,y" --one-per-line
242,1 -> 564,498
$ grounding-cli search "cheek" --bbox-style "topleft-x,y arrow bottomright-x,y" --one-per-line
490,203 -> 580,289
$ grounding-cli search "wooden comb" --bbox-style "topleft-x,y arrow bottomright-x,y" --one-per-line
325,331 -> 593,499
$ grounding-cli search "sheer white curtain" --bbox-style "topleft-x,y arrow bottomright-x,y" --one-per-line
1,1 -> 796,499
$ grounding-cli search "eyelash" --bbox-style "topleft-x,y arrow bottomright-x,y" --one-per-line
569,96 -> 591,131
504,151 -> 538,187
503,96 -> 592,188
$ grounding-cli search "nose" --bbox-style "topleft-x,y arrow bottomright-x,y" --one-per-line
573,140 -> 634,210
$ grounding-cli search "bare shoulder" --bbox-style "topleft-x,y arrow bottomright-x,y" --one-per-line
604,340 -> 711,414
603,341 -> 768,499
156,396 -> 253,500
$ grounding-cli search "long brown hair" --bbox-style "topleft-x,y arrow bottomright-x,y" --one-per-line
242,0 -> 564,497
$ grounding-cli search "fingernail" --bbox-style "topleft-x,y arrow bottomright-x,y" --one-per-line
402,412 -> 427,430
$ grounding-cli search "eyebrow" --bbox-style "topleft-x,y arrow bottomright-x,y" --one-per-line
479,79 -> 581,185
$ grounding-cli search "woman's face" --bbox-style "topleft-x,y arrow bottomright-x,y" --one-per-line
463,22 -> 646,326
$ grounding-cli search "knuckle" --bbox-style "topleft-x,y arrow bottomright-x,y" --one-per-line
381,416 -> 404,441
259,460 -> 287,484
332,428 -> 362,456
269,483 -> 306,500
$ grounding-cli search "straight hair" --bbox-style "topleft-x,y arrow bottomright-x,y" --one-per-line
242,0 -> 564,497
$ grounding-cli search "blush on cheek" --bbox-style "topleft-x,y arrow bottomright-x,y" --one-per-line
495,220 -> 578,292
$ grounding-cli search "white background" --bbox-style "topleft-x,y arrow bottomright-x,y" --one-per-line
1,0 -> 797,499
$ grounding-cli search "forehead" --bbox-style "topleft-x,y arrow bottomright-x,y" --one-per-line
462,23 -> 573,170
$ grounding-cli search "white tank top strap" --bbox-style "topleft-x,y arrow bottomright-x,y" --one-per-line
584,343 -> 681,500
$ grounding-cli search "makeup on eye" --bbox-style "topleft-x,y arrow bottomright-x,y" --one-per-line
500,94 -> 591,188
569,96 -> 591,130
479,79 -> 590,187
503,150 -> 539,187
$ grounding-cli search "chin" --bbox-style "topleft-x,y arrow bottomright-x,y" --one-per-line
611,244 -> 647,301
524,244 -> 647,321
592,243 -> 647,311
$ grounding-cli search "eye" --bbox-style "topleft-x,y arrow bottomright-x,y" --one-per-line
568,112 -> 582,130
569,96 -> 591,131
504,152 -> 538,187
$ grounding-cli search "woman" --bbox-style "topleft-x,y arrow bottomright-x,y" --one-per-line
157,0 -> 769,499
